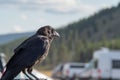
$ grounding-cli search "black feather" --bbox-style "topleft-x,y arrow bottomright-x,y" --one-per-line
1,25 -> 59,80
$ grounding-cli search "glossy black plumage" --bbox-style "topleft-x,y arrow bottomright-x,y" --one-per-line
1,25 -> 60,80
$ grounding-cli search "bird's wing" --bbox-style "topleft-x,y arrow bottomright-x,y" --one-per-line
14,35 -> 35,54
6,35 -> 49,69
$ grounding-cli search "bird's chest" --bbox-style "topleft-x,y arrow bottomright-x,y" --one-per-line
35,53 -> 48,65
41,40 -> 50,59
35,43 -> 50,64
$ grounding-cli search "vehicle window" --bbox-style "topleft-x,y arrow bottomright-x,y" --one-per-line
94,60 -> 98,68
54,64 -> 63,71
60,65 -> 63,71
70,65 -> 84,68
112,60 -> 120,68
86,60 -> 94,69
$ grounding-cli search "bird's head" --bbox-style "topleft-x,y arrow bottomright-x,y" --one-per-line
37,25 -> 60,40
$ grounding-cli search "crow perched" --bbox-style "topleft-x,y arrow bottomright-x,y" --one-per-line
1,25 -> 60,80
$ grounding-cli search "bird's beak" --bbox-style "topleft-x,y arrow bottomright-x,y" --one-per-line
54,31 -> 60,37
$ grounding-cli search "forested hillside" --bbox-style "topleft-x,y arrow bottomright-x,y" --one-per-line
1,3 -> 120,69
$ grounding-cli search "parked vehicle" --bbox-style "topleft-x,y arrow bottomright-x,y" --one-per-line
52,63 -> 85,80
51,63 -> 63,79
77,63 -> 92,80
86,47 -> 120,80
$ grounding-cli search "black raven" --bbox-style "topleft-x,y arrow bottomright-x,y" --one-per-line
1,25 -> 60,80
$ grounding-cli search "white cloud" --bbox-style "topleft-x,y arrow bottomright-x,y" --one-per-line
76,4 -> 98,14
20,0 -> 28,3
43,0 -> 98,15
35,0 -> 103,14
0,0 -> 78,13
99,3 -> 113,8
35,0 -> 76,5
13,25 -> 23,33
21,14 -> 27,20
34,0 -> 78,13
0,0 -> 119,14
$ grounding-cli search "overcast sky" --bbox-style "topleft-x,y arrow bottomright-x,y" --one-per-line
0,0 -> 120,35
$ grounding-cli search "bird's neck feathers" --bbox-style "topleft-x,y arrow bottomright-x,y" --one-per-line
38,35 -> 47,40
38,35 -> 53,43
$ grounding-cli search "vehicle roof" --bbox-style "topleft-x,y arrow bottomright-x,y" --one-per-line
64,62 -> 85,65
94,48 -> 120,59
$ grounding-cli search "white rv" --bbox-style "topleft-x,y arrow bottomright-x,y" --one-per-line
87,48 -> 120,80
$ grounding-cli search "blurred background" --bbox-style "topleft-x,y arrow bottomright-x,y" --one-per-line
0,0 -> 120,80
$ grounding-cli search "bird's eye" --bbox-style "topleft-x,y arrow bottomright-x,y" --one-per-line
48,31 -> 50,34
